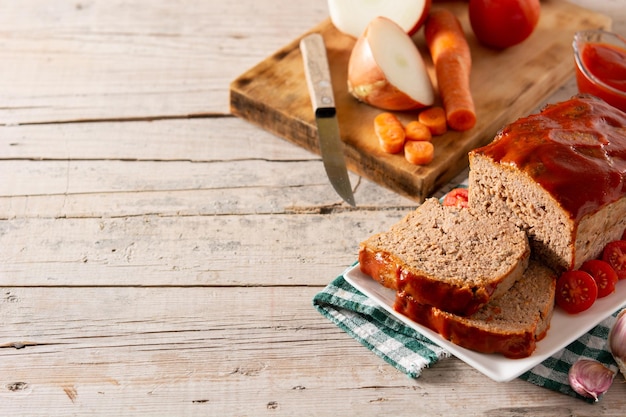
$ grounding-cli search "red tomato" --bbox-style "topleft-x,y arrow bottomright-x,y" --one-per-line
442,188 -> 469,208
579,259 -> 618,298
555,270 -> 598,314
469,0 -> 541,49
622,228 -> 626,240
602,240 -> 626,280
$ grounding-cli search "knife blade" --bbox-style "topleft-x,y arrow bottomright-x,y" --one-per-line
300,33 -> 355,206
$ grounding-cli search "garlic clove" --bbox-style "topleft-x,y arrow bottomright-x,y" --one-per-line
609,308 -> 626,377
568,359 -> 616,401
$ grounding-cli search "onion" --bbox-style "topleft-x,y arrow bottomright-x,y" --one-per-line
327,0 -> 431,38
347,16 -> 435,111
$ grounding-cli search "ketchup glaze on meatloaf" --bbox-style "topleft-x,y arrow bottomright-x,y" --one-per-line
469,94 -> 626,271
476,94 -> 626,222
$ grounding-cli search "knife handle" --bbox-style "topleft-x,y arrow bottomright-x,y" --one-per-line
300,33 -> 336,115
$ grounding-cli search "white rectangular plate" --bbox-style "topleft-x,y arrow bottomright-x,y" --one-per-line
344,263 -> 626,382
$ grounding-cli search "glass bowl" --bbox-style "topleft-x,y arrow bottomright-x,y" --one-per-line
573,30 -> 626,112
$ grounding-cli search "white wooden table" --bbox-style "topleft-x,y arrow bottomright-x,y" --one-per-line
1,1 -> 625,415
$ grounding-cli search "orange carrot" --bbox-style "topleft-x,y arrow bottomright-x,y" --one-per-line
418,106 -> 447,135
374,112 -> 405,153
405,120 -> 432,142
404,140 -> 434,165
425,10 -> 476,131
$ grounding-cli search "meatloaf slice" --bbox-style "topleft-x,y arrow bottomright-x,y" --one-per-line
359,198 -> 530,316
394,260 -> 556,359
469,95 -> 626,271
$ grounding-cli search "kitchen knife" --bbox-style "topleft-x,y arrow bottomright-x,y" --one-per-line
300,33 -> 356,206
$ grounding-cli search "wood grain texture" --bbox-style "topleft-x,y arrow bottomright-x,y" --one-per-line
0,212 -> 410,286
0,0 -> 328,125
1,287 -> 624,416
230,0 -> 612,202
0,117 -> 416,216
1,0 -> 626,415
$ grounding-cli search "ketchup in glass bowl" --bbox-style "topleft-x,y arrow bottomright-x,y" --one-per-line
573,30 -> 626,112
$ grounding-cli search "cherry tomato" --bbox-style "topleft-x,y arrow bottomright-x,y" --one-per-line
442,187 -> 469,208
555,270 -> 598,314
469,0 -> 541,49
579,259 -> 618,298
602,240 -> 626,280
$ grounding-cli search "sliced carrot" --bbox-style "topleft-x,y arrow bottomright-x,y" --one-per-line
405,120 -> 432,142
404,140 -> 434,165
374,112 -> 405,153
425,10 -> 476,132
418,106 -> 447,136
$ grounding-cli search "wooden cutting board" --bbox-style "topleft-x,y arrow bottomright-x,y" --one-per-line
230,0 -> 611,202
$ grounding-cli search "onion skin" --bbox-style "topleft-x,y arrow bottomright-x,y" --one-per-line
348,36 -> 426,111
407,0 -> 432,36
347,17 -> 434,111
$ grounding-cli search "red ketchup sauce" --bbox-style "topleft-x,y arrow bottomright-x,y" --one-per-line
474,96 -> 626,222
576,42 -> 626,112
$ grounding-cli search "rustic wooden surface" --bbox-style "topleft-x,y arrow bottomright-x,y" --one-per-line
230,0 -> 611,202
1,1 -> 625,416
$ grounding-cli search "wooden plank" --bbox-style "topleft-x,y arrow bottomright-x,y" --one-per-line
0,178 -> 423,219
0,212 -> 408,286
0,286 -> 624,416
230,0 -> 612,202
0,118 -> 317,162
0,118 -> 420,214
0,159 -> 339,197
0,0 -> 328,125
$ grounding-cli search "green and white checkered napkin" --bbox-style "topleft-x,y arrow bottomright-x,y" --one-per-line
313,266 -> 622,403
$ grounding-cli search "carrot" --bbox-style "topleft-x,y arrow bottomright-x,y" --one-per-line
374,112 -> 405,153
404,140 -> 434,165
425,10 -> 476,132
418,106 -> 447,135
405,120 -> 432,142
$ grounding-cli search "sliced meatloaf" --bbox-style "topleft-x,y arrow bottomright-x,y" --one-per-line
359,198 -> 530,316
394,260 -> 556,359
469,95 -> 626,272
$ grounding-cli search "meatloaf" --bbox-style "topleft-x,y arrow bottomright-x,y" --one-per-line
359,198 -> 530,316
469,95 -> 626,271
395,260 -> 557,359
